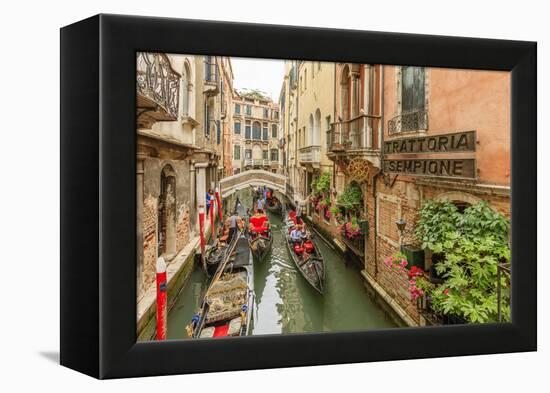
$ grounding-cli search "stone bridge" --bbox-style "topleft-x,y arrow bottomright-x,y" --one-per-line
219,169 -> 288,198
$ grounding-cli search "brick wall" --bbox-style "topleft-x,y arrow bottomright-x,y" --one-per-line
176,204 -> 190,251
141,195 -> 158,296
368,176 -> 510,324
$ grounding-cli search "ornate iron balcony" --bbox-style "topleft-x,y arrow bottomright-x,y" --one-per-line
136,52 -> 180,121
327,114 -> 380,153
388,110 -> 429,135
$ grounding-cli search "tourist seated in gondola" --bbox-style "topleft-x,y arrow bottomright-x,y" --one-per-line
290,224 -> 303,245
249,209 -> 269,237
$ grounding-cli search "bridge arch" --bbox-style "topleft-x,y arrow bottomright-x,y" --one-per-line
219,169 -> 287,199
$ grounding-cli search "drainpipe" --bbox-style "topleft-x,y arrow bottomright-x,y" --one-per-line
373,64 -> 385,279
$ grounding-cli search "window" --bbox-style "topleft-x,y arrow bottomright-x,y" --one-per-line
401,66 -> 425,114
245,149 -> 252,159
273,111 -> 279,120
204,101 -> 211,138
234,121 -> 241,134
271,124 -> 277,138
253,122 -> 261,140
262,150 -> 268,160
233,145 -> 241,159
234,103 -> 240,114
263,108 -> 269,118
270,149 -> 279,161
262,122 -> 269,140
304,69 -> 307,90
216,120 -> 221,144
245,121 -> 251,139
246,105 -> 252,115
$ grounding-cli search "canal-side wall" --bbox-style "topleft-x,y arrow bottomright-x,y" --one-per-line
300,212 -> 415,328
137,222 -> 217,341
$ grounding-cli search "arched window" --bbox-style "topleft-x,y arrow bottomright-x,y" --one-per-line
158,165 -> 177,258
308,114 -> 314,146
252,121 -> 261,140
182,61 -> 193,117
314,109 -> 321,145
340,65 -> 351,121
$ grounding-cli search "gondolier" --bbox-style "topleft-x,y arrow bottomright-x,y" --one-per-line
295,201 -> 302,224
228,211 -> 239,242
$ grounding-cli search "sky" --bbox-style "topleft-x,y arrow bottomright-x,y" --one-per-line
230,57 -> 286,102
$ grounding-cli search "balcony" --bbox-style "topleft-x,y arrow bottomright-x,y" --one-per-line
136,52 -> 180,128
298,145 -> 321,165
327,114 -> 381,166
204,61 -> 220,96
263,159 -> 271,166
388,110 -> 428,135
244,158 -> 253,166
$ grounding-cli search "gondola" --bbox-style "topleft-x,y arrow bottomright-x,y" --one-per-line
247,212 -> 273,262
265,195 -> 282,215
202,199 -> 244,275
203,228 -> 241,276
283,216 -> 325,294
187,234 -> 254,339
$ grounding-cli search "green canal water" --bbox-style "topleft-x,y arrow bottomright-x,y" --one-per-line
166,189 -> 396,339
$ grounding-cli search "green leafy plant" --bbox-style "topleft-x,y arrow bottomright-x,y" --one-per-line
414,200 -> 511,323
315,171 -> 331,194
337,182 -> 363,212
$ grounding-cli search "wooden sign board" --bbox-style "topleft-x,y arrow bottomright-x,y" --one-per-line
384,131 -> 476,154
383,159 -> 476,179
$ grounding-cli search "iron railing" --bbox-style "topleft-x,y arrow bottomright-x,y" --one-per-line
388,110 -> 428,135
136,52 -> 180,119
327,114 -> 379,153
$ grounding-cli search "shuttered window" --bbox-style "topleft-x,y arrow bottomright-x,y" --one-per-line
401,66 -> 425,114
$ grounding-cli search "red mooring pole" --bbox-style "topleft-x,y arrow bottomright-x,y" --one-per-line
198,205 -> 206,258
215,187 -> 223,223
210,199 -> 215,238
155,256 -> 167,340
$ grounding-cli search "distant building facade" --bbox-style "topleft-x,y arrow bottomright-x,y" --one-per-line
231,91 -> 281,175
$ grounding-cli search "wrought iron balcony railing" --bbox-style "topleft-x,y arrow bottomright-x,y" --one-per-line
136,52 -> 180,121
298,145 -> 321,164
327,114 -> 380,153
388,110 -> 428,135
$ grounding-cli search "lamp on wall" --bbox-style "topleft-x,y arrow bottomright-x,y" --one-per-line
396,218 -> 406,247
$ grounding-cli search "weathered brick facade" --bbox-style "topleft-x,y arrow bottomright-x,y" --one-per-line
176,204 -> 190,251
141,194 -> 158,297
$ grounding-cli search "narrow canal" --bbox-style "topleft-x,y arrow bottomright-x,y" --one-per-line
167,188 -> 396,339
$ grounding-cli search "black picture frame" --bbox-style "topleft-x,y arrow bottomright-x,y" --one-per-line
60,14 -> 536,379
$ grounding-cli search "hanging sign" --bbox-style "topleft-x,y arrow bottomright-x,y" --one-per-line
384,131 -> 476,155
383,159 -> 476,179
